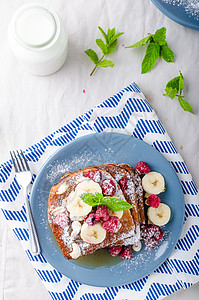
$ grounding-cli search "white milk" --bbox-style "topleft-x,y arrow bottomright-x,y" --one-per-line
8,3 -> 68,76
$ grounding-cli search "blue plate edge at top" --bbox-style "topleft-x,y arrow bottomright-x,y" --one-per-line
151,0 -> 199,31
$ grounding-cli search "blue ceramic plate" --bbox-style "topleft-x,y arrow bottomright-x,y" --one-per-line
152,0 -> 199,30
30,132 -> 184,287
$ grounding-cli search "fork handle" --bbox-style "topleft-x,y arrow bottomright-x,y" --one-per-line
25,190 -> 41,256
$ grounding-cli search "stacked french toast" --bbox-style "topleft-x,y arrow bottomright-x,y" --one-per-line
48,162 -> 171,260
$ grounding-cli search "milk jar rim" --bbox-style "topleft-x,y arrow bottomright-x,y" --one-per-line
9,3 -> 61,52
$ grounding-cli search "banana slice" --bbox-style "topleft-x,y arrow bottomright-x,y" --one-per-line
147,203 -> 171,226
76,180 -> 102,194
132,241 -> 142,252
109,210 -> 123,219
71,221 -> 82,238
66,179 -> 102,217
142,172 -> 165,195
67,192 -> 92,217
51,206 -> 66,216
56,182 -> 68,195
70,243 -> 81,259
80,222 -> 106,244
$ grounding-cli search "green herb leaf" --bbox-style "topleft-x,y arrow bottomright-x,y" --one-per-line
160,42 -> 174,62
85,49 -> 99,64
153,27 -> 167,45
107,40 -> 117,54
96,39 -> 107,54
80,192 -> 103,206
80,192 -> 132,211
97,60 -> 114,67
164,71 -> 195,114
102,197 -> 132,211
98,26 -> 108,44
179,71 -> 184,95
86,26 -> 123,76
141,42 -> 160,74
126,27 -> 174,73
107,28 -> 115,42
177,96 -> 195,114
109,32 -> 124,45
125,36 -> 151,48
165,86 -> 178,99
166,76 -> 180,93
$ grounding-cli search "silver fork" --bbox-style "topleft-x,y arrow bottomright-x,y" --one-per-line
10,150 -> 41,256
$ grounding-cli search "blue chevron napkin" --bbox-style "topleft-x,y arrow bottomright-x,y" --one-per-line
0,82 -> 199,300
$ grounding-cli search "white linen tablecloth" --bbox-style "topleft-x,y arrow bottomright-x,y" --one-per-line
0,0 -> 198,299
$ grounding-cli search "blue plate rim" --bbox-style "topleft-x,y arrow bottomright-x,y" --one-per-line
30,132 -> 185,287
151,0 -> 199,31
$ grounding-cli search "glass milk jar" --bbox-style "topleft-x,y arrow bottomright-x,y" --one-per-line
8,3 -> 68,76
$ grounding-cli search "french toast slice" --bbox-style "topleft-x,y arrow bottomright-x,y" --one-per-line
115,163 -> 145,225
94,163 -> 140,234
48,168 -> 136,259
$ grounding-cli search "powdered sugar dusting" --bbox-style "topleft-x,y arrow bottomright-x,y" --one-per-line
162,0 -> 199,20
46,148 -> 117,184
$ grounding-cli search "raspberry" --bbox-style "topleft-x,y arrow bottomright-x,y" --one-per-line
141,224 -> 164,249
153,227 -> 164,241
144,237 -> 158,248
85,213 -> 97,226
83,170 -> 101,182
119,177 -> 128,194
146,194 -> 161,208
136,161 -> 151,174
95,205 -> 109,222
119,247 -> 132,260
54,213 -> 69,229
102,179 -> 116,196
109,245 -> 122,256
102,216 -> 120,233
141,224 -> 155,240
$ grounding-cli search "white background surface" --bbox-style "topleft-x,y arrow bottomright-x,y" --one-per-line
0,0 -> 198,299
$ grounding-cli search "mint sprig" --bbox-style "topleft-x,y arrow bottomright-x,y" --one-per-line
80,192 -> 132,211
85,26 -> 124,76
125,27 -> 174,74
164,71 -> 195,114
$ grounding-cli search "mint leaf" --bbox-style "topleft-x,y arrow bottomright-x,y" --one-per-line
153,27 -> 167,45
125,36 -> 151,48
107,39 -> 117,54
179,71 -> 184,95
177,96 -> 195,114
80,192 -> 103,206
106,32 -> 124,54
80,192 -> 132,211
96,39 -> 107,54
109,32 -> 124,45
98,26 -> 108,44
164,71 -> 195,114
97,60 -> 114,67
166,76 -> 180,93
126,27 -> 174,73
86,26 -> 123,76
160,42 -> 174,62
101,197 -> 132,211
85,49 -> 99,64
107,28 -> 115,42
165,86 -> 178,99
141,42 -> 160,74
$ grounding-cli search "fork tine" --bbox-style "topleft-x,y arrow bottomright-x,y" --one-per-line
17,150 -> 26,171
13,151 -> 22,172
20,150 -> 30,171
10,151 -> 19,172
